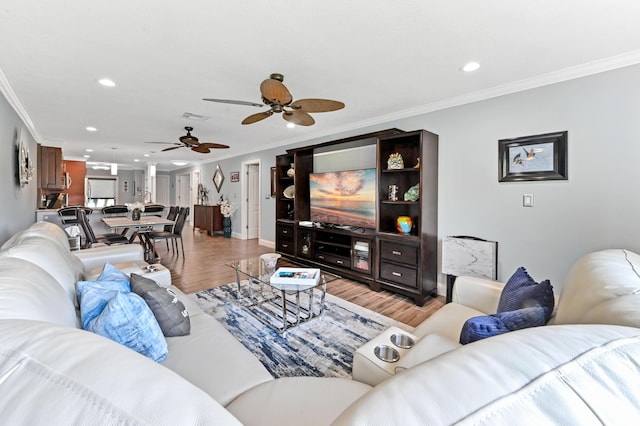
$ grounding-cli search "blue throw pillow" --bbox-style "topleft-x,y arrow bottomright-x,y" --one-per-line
460,306 -> 547,344
97,262 -> 131,285
86,291 -> 168,362
77,280 -> 130,329
497,267 -> 555,322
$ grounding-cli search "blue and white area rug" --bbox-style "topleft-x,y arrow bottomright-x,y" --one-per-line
195,283 -> 407,378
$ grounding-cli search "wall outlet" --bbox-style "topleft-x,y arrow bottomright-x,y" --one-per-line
523,194 -> 534,207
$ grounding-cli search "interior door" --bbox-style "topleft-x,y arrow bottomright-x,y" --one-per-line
247,164 -> 260,239
155,175 -> 170,205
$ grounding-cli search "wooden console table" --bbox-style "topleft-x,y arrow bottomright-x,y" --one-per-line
193,205 -> 223,236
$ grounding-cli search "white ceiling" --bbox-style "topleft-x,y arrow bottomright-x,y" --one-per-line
2,1 -> 640,171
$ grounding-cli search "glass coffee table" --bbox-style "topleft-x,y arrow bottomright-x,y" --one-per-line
225,257 -> 340,334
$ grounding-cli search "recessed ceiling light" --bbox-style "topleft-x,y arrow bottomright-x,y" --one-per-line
461,62 -> 480,72
171,160 -> 188,166
83,155 -> 91,158
85,148 -> 94,152
144,154 -> 150,157
98,78 -> 116,87
287,123 -> 296,129
134,159 -> 140,162
86,126 -> 97,132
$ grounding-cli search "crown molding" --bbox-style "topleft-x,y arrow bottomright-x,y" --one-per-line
0,66 -> 41,143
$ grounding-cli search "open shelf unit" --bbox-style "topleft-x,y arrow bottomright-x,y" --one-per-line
274,128 -> 438,305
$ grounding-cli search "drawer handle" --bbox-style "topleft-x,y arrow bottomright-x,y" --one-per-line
318,255 -> 325,259
282,244 -> 289,248
282,230 -> 288,234
392,271 -> 402,277
392,250 -> 402,256
336,260 -> 343,264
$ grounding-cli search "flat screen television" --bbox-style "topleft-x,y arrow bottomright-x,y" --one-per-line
309,168 -> 376,229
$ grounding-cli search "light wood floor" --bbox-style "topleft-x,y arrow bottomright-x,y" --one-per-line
160,224 -> 444,328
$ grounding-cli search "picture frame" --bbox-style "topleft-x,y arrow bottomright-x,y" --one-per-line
212,164 -> 225,192
230,171 -> 239,182
270,166 -> 277,197
498,131 -> 568,182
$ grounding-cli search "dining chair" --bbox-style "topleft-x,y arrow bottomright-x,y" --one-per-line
148,207 -> 190,258
76,209 -> 129,248
58,206 -> 93,225
143,204 -> 165,216
102,205 -> 130,235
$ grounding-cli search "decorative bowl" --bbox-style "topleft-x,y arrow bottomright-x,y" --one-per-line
396,216 -> 413,234
283,185 -> 295,199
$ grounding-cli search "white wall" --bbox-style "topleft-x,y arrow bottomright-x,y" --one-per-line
412,64 -> 640,292
0,92 -> 38,242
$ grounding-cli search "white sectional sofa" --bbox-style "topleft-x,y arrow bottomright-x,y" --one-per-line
1,222 -> 640,424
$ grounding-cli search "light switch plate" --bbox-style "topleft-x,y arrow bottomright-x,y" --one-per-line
523,194 -> 534,207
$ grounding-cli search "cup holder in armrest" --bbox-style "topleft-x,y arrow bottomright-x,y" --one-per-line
374,345 -> 400,363
390,333 -> 415,349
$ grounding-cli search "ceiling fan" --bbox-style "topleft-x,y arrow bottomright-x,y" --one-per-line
145,127 -> 229,153
203,73 -> 345,126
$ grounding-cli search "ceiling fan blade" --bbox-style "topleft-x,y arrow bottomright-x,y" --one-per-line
242,110 -> 273,125
162,146 -> 182,152
291,98 -> 345,113
191,145 -> 211,154
145,141 -> 179,145
283,110 -> 315,126
199,142 -> 230,149
203,98 -> 263,108
260,79 -> 292,105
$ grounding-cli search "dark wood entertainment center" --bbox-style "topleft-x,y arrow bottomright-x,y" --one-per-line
275,128 -> 438,305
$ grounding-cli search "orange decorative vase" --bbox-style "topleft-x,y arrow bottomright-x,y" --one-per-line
396,216 -> 413,235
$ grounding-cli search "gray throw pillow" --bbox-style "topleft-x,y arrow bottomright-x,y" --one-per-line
130,273 -> 191,337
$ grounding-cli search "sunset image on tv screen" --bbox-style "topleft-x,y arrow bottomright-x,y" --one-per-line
309,168 -> 376,228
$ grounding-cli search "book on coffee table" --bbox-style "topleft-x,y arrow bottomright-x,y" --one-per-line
270,267 -> 321,289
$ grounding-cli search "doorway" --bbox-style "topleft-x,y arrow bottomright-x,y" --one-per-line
156,175 -> 170,205
242,160 -> 261,240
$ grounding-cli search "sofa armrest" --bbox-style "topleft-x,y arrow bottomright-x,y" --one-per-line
452,276 -> 505,314
72,244 -> 145,272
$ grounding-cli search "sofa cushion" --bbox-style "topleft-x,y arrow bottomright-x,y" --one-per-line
498,267 -> 555,322
161,298 -> 273,406
77,279 -> 167,362
130,273 -> 190,337
460,306 -> 548,344
0,236 -> 81,306
555,249 -> 640,327
227,377 -> 371,426
334,325 -> 640,426
0,257 -> 78,328
0,319 -> 240,425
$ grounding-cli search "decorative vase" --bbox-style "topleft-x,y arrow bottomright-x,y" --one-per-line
403,183 -> 420,202
132,208 -> 141,221
287,163 -> 295,178
223,216 -> 232,238
396,216 -> 413,235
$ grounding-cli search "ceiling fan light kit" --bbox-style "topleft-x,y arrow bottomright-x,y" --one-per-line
204,73 -> 345,126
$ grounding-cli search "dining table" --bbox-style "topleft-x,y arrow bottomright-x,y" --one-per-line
102,216 -> 174,262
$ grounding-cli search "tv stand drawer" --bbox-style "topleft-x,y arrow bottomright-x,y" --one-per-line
315,252 -> 351,269
380,240 -> 418,265
379,261 -> 418,289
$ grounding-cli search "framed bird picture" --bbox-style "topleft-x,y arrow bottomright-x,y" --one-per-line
498,131 -> 568,182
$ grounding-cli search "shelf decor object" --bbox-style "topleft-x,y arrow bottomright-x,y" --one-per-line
403,183 -> 420,201
283,185 -> 295,199
396,216 -> 413,234
498,131 -> 568,182
287,163 -> 295,177
387,152 -> 404,169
